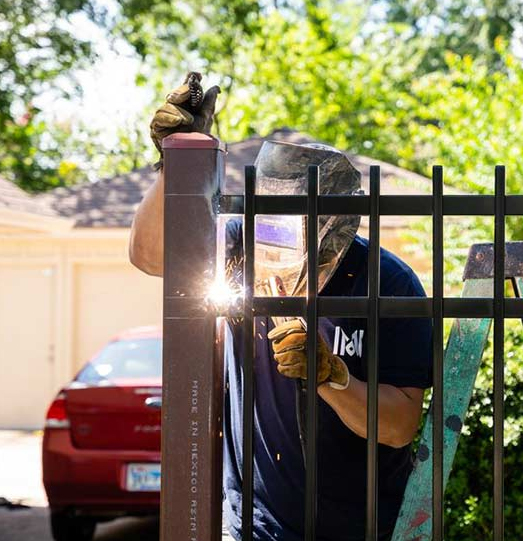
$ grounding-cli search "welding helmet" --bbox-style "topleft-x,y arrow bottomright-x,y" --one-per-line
254,140 -> 361,297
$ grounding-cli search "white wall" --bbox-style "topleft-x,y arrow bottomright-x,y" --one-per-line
0,227 -> 162,428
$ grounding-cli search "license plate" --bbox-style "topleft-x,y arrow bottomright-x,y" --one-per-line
126,463 -> 161,491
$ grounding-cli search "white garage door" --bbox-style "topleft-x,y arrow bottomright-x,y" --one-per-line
73,263 -> 162,373
0,265 -> 55,428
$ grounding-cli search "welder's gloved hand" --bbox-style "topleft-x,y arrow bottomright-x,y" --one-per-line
268,319 -> 350,390
150,72 -> 221,168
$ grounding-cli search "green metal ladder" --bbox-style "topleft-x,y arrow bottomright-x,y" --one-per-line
392,241 -> 523,540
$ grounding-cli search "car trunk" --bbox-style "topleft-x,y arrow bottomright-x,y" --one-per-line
66,382 -> 162,451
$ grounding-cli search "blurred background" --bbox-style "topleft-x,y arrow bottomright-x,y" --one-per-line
1,0 -> 523,539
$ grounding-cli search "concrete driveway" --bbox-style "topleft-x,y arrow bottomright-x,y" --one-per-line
0,430 -> 233,541
0,507 -> 161,541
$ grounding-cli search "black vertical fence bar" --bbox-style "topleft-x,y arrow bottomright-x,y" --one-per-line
432,165 -> 444,541
242,165 -> 256,541
225,160 -> 517,541
366,165 -> 380,541
305,165 -> 319,541
493,165 -> 505,541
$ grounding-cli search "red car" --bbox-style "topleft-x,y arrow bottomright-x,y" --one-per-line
42,326 -> 162,541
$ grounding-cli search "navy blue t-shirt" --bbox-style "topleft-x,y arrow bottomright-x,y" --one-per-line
222,219 -> 433,541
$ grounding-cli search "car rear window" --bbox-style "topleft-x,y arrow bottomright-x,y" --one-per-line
76,338 -> 162,383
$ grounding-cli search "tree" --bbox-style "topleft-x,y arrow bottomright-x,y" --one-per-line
112,0 -> 418,144
379,0 -> 523,71
0,0 -> 101,191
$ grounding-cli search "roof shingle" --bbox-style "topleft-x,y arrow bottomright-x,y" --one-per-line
34,129 -> 436,228
0,176 -> 60,218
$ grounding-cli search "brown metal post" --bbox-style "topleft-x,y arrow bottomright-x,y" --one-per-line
161,133 -> 226,541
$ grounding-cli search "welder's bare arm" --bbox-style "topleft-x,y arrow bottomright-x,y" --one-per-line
129,169 -> 164,277
318,379 -> 424,449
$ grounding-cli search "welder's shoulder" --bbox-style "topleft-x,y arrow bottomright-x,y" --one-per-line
379,245 -> 425,298
353,235 -> 425,297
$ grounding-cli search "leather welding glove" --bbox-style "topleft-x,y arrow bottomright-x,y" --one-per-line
268,319 -> 350,390
150,72 -> 221,165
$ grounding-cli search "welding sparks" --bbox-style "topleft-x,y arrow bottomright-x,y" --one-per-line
205,276 -> 243,312
203,255 -> 245,317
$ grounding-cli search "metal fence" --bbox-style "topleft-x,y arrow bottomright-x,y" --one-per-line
224,164 -> 523,541
160,134 -> 523,541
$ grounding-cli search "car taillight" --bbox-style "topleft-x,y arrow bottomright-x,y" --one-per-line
45,392 -> 70,429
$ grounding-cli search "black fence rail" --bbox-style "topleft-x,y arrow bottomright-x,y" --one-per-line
217,164 -> 523,541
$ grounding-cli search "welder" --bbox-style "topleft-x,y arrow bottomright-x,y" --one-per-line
130,73 -> 433,541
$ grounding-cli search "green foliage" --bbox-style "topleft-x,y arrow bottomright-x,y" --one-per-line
444,320 -> 523,540
6,0 -> 523,196
115,0 -> 262,100
111,1 -> 523,216
381,0 -> 523,71
218,10 -> 422,150
116,1 -> 522,240
397,40 -> 523,201
0,0 -> 98,191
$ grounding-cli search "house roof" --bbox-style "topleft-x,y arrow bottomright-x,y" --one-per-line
0,175 -> 74,232
34,128 -> 438,228
224,128 -> 434,197
36,167 -> 156,228
0,176 -> 59,218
